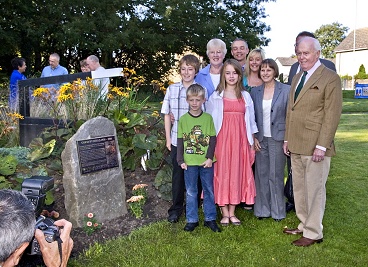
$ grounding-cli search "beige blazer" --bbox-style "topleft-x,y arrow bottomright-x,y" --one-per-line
285,64 -> 342,157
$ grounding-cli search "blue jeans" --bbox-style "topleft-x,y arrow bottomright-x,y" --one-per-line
184,165 -> 217,223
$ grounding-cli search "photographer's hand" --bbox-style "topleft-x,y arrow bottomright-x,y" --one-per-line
35,219 -> 73,267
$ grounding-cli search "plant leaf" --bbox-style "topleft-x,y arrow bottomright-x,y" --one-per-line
28,139 -> 56,162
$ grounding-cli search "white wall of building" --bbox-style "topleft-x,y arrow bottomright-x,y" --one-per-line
335,50 -> 368,76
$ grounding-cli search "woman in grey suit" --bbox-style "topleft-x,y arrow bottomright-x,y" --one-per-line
250,59 -> 290,221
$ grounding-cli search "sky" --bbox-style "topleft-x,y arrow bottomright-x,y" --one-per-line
261,0 -> 368,59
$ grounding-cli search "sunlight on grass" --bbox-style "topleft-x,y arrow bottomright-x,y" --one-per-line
69,113 -> 368,267
342,90 -> 368,113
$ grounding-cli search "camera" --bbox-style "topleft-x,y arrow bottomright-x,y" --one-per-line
21,175 -> 54,216
21,176 -> 59,255
29,216 -> 60,255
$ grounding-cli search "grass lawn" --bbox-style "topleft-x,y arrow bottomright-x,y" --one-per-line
342,90 -> 368,113
69,96 -> 368,267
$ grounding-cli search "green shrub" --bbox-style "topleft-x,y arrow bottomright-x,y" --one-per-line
354,64 -> 368,80
340,74 -> 352,80
0,154 -> 18,176
30,70 -> 167,172
154,163 -> 172,201
0,146 -> 31,167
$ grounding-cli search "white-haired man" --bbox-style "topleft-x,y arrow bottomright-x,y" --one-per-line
283,37 -> 342,247
86,55 -> 110,97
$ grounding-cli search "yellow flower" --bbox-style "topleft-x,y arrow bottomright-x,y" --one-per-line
123,68 -> 136,76
111,87 -> 125,97
6,112 -> 24,120
131,76 -> 145,85
74,78 -> 83,85
57,93 -> 73,103
151,111 -> 160,117
32,87 -> 50,97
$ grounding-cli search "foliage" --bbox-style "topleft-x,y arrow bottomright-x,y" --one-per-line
27,138 -> 56,162
0,154 -> 18,176
0,146 -> 31,167
30,70 -> 166,171
0,146 -> 53,204
126,195 -> 145,219
354,64 -> 368,80
57,78 -> 104,122
0,78 -> 9,106
278,73 -> 285,83
132,184 -> 148,203
83,213 -> 102,235
0,175 -> 13,189
340,74 -> 352,81
127,183 -> 150,219
358,64 -> 366,74
0,110 -> 23,147
0,0 -> 273,83
314,22 -> 349,58
153,164 -> 173,201
103,70 -> 166,170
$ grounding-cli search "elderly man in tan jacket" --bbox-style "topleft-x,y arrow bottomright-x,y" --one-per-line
283,36 -> 342,247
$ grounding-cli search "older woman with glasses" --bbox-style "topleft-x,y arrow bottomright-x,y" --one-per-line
195,38 -> 227,97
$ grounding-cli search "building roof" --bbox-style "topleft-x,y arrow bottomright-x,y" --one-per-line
335,27 -> 368,53
275,57 -> 298,66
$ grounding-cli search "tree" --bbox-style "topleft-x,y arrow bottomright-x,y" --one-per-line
314,22 -> 349,59
355,64 -> 368,80
0,0 -> 274,83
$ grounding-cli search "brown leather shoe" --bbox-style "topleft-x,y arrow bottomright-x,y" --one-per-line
283,228 -> 303,235
292,237 -> 323,247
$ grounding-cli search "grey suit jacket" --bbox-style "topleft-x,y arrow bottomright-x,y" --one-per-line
285,64 -> 342,157
287,58 -> 336,85
250,81 -> 291,142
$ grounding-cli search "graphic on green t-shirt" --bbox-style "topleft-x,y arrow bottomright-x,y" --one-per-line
183,125 -> 210,155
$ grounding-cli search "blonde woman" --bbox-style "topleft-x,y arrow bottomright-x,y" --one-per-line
243,48 -> 265,92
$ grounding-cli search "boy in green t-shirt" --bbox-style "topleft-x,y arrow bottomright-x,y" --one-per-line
177,84 -> 220,232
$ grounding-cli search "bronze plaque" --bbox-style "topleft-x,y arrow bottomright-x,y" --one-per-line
76,136 -> 119,175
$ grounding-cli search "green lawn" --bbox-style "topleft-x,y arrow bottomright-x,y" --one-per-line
342,90 -> 368,113
69,97 -> 368,267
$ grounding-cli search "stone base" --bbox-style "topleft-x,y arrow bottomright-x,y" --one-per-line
61,116 -> 127,227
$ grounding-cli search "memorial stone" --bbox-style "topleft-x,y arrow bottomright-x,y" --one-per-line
61,116 -> 127,227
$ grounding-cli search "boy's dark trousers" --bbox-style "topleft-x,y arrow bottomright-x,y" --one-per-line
168,145 -> 185,219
